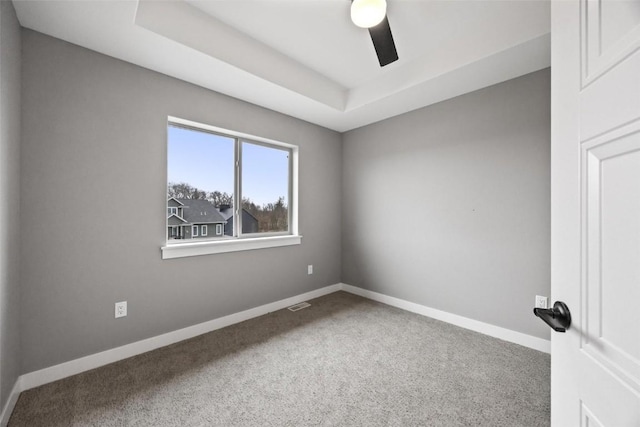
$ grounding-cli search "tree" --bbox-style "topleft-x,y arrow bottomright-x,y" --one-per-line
168,182 -> 235,207
242,196 -> 288,232
208,190 -> 234,207
168,182 -> 198,199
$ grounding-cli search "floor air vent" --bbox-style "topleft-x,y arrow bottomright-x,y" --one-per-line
287,302 -> 311,312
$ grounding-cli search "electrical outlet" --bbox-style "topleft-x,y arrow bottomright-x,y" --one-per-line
535,295 -> 548,309
115,301 -> 127,318
308,265 -> 313,275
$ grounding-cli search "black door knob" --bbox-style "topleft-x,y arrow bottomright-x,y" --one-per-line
533,301 -> 571,332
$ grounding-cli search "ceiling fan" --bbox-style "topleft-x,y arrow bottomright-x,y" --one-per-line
350,0 -> 399,67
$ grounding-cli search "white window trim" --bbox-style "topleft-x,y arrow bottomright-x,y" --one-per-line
201,225 -> 207,236
161,235 -> 302,259
215,224 -> 222,235
192,225 -> 199,237
164,116 -> 300,258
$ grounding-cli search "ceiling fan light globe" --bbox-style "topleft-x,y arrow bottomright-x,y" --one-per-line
351,0 -> 387,29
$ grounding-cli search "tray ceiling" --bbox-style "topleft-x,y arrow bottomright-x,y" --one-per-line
13,0 -> 550,132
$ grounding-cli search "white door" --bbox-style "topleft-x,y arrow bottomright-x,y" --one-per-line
551,0 -> 640,425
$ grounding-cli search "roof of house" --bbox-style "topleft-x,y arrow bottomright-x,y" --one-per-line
218,206 -> 233,221
167,197 -> 184,207
167,214 -> 187,226
174,198 -> 226,224
218,206 -> 259,223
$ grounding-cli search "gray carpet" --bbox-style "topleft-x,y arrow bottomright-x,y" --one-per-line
9,291 -> 550,426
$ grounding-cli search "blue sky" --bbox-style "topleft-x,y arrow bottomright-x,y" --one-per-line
167,126 -> 289,206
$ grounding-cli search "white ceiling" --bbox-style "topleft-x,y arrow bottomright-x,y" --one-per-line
13,0 -> 550,132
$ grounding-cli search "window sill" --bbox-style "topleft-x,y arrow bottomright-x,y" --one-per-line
161,235 -> 302,259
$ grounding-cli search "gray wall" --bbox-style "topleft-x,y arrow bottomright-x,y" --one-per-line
20,30 -> 342,373
342,69 -> 551,339
0,0 -> 21,411
16,27 -> 550,378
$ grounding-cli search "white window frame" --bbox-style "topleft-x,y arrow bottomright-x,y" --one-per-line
201,225 -> 207,236
162,117 -> 301,259
216,224 -> 222,235
192,225 -> 199,237
168,207 -> 178,216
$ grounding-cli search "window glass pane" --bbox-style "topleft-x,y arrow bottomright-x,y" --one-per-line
241,141 -> 289,234
167,125 -> 235,241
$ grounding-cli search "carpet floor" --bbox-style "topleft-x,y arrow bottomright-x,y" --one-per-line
9,291 -> 550,426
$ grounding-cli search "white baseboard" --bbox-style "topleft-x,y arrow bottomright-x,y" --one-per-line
339,283 -> 551,354
19,283 -> 342,392
0,377 -> 22,427
3,281 -> 549,423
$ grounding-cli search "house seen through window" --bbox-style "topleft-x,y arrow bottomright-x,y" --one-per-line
167,119 -> 293,244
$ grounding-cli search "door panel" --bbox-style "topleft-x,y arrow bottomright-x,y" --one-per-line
580,402 -> 605,427
580,53 -> 640,140
601,0 -> 640,51
582,0 -> 640,87
583,128 -> 640,393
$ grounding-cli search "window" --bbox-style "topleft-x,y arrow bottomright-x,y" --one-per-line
241,141 -> 290,234
163,117 -> 300,259
168,207 -> 177,216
